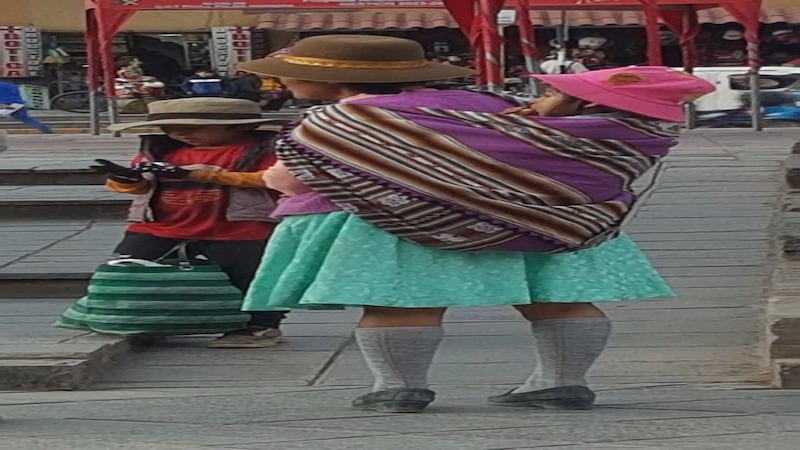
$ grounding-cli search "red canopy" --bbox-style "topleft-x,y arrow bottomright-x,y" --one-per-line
84,0 -> 447,97
443,0 -> 764,88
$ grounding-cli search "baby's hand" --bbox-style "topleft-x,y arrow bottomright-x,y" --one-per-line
263,161 -> 312,196
502,104 -> 538,115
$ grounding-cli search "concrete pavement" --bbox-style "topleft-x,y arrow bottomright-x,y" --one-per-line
1,130 -> 799,448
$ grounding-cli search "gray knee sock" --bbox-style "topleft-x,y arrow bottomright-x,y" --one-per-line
355,326 -> 444,392
513,317 -> 611,393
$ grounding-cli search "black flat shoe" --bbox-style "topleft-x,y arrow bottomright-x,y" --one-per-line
352,388 -> 436,413
487,385 -> 595,410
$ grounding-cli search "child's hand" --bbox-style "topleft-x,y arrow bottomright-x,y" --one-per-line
263,161 -> 312,196
90,159 -> 142,183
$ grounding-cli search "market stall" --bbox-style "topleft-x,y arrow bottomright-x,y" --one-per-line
443,0 -> 764,129
85,0 -> 766,132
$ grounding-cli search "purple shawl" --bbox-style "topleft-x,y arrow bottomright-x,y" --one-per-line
275,90 -> 677,253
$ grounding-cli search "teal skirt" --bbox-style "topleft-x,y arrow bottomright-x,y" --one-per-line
243,212 -> 674,311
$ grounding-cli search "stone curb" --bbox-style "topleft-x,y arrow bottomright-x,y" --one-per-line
766,141 -> 800,388
0,333 -> 135,390
0,277 -> 92,299
0,266 -> 94,299
0,169 -> 105,186
0,199 -> 127,220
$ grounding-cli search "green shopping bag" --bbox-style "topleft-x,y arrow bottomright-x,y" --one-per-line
54,243 -> 251,336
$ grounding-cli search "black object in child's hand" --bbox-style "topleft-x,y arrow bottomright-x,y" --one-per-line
135,161 -> 191,179
90,159 -> 142,183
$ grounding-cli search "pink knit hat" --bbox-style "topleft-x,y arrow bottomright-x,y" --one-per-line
529,66 -> 715,122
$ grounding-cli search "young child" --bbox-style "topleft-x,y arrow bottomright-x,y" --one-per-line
518,66 -> 712,120
61,98 -> 287,348
239,35 -> 716,413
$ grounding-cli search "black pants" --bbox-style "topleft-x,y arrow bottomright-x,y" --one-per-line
114,232 -> 285,329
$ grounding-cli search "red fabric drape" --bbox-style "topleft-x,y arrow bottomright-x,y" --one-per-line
658,7 -> 700,70
639,0 -> 663,66
476,0 -> 505,89
723,0 -> 763,73
443,0 -> 476,34
85,0 -> 135,97
84,6 -> 100,92
515,0 -> 539,71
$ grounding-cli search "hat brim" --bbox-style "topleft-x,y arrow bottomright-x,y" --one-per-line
238,57 -> 475,83
529,73 -> 685,122
107,118 -> 289,132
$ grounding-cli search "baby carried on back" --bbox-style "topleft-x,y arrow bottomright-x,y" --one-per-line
272,89 -> 678,253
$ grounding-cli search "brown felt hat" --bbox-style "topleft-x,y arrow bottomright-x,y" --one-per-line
238,35 -> 475,83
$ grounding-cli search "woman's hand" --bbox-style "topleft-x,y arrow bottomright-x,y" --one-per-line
262,161 -> 312,196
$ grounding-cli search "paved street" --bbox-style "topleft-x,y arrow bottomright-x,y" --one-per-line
1,130 -> 799,449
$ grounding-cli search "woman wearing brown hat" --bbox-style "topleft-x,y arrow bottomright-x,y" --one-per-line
240,35 -> 677,413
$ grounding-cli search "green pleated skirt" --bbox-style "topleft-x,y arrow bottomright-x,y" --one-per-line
242,211 -> 674,311
55,263 -> 250,335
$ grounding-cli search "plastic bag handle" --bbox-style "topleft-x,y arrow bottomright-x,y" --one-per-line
106,258 -> 172,267
154,241 -> 192,265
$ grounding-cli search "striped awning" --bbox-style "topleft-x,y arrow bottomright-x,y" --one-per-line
256,8 -> 800,31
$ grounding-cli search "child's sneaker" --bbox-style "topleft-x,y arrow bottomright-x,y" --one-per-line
207,328 -> 283,348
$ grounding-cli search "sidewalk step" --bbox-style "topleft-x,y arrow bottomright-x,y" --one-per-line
0,300 -> 134,390
0,277 -> 92,299
0,186 -> 127,219
0,339 -> 134,390
0,169 -> 104,185
0,219 -> 124,297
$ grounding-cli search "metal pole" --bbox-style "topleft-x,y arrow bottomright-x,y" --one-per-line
514,0 -> 540,95
89,89 -> 100,136
499,25 -> 507,90
749,72 -> 763,131
681,8 -> 697,130
108,97 -> 121,137
478,0 -> 502,92
555,11 -> 569,74
746,28 -> 763,131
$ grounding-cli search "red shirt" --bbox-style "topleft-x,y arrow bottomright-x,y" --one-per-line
127,144 -> 276,241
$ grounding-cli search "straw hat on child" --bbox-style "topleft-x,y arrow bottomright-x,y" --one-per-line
107,97 -> 287,132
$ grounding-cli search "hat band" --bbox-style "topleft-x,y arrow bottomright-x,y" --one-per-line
282,55 -> 427,70
147,112 -> 263,121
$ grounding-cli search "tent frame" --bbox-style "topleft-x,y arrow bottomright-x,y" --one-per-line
84,0 -> 765,133
444,0 -> 765,130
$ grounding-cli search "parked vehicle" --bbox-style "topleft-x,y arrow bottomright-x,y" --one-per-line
689,66 -> 800,127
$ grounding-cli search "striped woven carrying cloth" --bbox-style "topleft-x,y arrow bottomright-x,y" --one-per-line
54,260 -> 250,336
278,99 -> 679,253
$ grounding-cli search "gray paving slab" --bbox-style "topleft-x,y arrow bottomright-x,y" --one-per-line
0,419 -> 390,447
0,438 -> 207,450
3,387 -> 800,449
